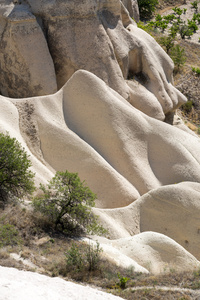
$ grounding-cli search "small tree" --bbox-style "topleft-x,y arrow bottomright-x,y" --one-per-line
191,1 -> 199,12
158,35 -> 174,53
137,0 -> 158,20
170,45 -> 186,72
33,170 -> 106,235
0,132 -> 35,207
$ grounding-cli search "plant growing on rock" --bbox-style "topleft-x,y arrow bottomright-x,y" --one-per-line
32,170 -> 106,236
0,132 -> 35,208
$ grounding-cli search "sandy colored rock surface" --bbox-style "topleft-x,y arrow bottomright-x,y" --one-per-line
0,266 -> 123,300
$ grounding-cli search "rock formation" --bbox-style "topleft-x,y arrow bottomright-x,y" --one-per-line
0,0 -> 200,274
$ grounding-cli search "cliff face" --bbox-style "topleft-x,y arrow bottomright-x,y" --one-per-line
0,0 -> 185,119
0,0 -> 200,274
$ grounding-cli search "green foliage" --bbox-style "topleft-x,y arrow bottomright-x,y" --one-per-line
172,6 -> 183,18
0,223 -> 21,248
191,0 -> 199,11
117,273 -> 130,289
192,66 -> 200,75
179,24 -> 193,39
32,170 -> 106,236
169,23 -> 179,38
0,132 -> 35,207
182,100 -> 193,113
137,0 -> 158,20
192,12 -> 200,22
170,45 -> 186,71
137,21 -> 154,34
187,19 -> 198,32
158,35 -> 174,53
65,242 -> 84,271
65,241 -> 102,272
163,14 -> 176,22
86,241 -> 103,271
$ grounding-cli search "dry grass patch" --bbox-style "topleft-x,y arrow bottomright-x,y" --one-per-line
1,203 -> 200,299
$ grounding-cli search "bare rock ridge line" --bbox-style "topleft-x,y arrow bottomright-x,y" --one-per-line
0,0 -> 200,284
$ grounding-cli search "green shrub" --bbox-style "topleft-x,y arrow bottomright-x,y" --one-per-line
137,0 -> 158,20
0,132 -> 35,207
32,170 -> 106,236
179,24 -> 193,39
0,223 -> 21,248
65,241 -> 102,272
170,45 -> 186,72
86,241 -> 103,271
191,0 -> 199,11
158,35 -> 174,53
163,14 -> 176,23
65,242 -> 84,271
187,20 -> 198,32
169,23 -> 179,38
172,6 -> 183,18
117,273 -> 130,289
182,100 -> 193,113
192,66 -> 200,75
137,21 -> 154,34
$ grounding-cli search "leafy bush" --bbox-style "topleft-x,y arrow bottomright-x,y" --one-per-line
0,223 -> 21,248
170,45 -> 186,72
158,35 -> 174,53
86,241 -> 103,271
192,66 -> 200,75
179,24 -> 194,39
137,0 -> 158,20
187,19 -> 198,32
182,100 -> 194,113
0,132 -> 35,207
117,273 -> 130,289
191,0 -> 199,11
172,6 -> 183,18
65,241 -> 102,272
32,170 -> 106,235
137,21 -> 154,34
65,242 -> 84,271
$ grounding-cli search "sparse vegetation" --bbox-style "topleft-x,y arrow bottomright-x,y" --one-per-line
0,222 -> 21,248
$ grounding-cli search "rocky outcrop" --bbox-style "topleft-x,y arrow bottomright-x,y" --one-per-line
0,0 -> 186,120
